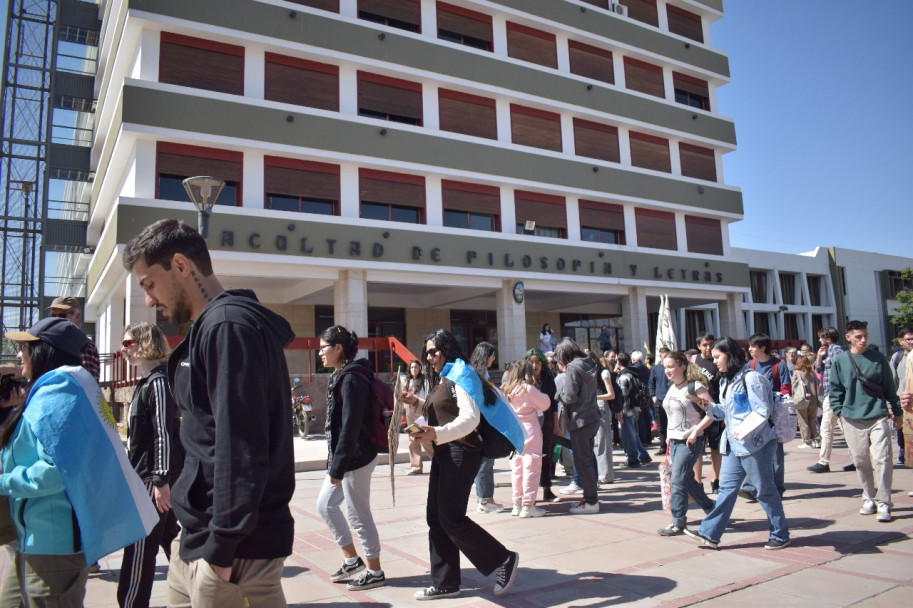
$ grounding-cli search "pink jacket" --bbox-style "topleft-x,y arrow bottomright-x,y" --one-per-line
506,383 -> 550,455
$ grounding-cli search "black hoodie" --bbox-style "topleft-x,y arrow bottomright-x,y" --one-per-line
167,289 -> 295,567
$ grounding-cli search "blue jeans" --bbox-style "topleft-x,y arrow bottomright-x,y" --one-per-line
698,439 -> 789,544
669,437 -> 714,527
621,413 -> 650,464
742,441 -> 785,497
474,457 -> 495,499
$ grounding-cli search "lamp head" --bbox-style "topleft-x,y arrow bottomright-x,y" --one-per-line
182,176 -> 225,215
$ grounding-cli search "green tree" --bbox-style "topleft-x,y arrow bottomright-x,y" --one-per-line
890,268 -> 913,338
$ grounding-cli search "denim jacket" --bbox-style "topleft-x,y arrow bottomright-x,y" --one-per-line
707,364 -> 776,456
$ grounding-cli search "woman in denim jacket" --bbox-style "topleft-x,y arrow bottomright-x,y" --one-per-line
683,337 -> 790,550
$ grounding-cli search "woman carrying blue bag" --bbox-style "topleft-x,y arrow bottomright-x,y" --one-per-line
683,337 -> 790,551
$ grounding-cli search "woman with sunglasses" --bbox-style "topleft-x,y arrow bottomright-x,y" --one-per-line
117,322 -> 183,608
409,329 -> 518,601
316,326 -> 385,592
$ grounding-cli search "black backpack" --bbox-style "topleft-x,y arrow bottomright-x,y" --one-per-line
620,369 -> 650,413
599,370 -> 624,414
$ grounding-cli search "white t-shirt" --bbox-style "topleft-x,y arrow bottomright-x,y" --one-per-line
663,381 -> 705,440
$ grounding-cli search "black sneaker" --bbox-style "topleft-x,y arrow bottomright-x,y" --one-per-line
330,557 -> 365,582
683,528 -> 719,550
542,488 -> 557,502
710,479 -> 719,494
843,463 -> 857,472
737,489 -> 757,503
493,551 -> 519,596
807,462 -> 830,473
414,586 -> 461,601
347,570 -> 386,591
657,523 -> 685,536
764,538 -> 791,550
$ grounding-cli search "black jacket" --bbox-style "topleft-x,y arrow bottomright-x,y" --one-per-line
168,289 -> 295,567
557,356 -> 600,429
326,359 -> 378,479
127,365 -> 182,487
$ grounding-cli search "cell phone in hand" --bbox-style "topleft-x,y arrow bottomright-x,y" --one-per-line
404,423 -> 422,434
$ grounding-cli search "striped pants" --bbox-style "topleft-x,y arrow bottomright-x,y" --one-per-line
116,481 -> 179,608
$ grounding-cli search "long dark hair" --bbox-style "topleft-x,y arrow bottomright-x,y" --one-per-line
469,341 -> 496,378
421,329 -> 465,385
0,341 -> 81,448
712,337 -> 748,379
554,337 -> 586,366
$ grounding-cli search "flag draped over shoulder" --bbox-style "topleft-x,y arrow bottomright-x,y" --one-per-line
23,366 -> 159,564
442,359 -> 526,453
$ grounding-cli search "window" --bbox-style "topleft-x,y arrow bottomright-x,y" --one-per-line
511,104 -> 562,152
437,2 -> 492,51
630,132 -> 670,173
568,41 -> 614,85
684,215 -> 722,255
673,72 -> 710,111
265,54 -> 338,111
288,0 -> 339,11
811,314 -> 827,339
515,191 -> 566,238
635,208 -> 676,250
886,270 -> 913,298
264,157 -> 339,215
667,5 -> 703,43
359,169 -> 424,224
624,57 -> 664,98
579,200 -> 625,245
750,270 -> 769,304
807,275 -> 825,306
679,143 -> 716,181
779,272 -> 797,305
159,33 -> 244,95
784,314 -> 800,340
358,72 -> 422,125
573,118 -> 619,163
624,0 -> 659,27
442,180 -> 499,232
156,143 -> 242,206
685,310 -> 709,349
506,22 -> 557,69
358,0 -> 420,32
753,312 -> 772,336
438,89 -> 496,139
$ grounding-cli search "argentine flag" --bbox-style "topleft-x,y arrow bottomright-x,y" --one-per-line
23,366 -> 159,564
443,359 -> 527,454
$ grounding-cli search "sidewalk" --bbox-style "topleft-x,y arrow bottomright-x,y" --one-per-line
10,435 -> 913,606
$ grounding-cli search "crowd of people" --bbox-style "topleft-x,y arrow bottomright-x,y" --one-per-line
1,218 -> 911,605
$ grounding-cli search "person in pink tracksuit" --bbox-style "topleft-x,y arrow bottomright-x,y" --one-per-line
502,360 -> 551,518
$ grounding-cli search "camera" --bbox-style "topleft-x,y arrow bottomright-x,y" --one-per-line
0,374 -> 29,401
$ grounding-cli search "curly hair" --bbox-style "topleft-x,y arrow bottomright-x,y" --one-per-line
124,322 -> 170,362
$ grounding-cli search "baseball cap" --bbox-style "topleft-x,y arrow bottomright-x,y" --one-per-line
5,317 -> 88,357
48,296 -> 80,311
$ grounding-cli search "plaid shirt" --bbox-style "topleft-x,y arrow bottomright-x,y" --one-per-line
816,343 -> 844,397
81,340 -> 100,382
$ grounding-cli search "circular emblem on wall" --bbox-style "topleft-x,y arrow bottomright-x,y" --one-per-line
513,281 -> 525,304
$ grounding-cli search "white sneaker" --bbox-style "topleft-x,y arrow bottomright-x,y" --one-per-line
519,505 -> 546,518
477,499 -> 504,514
559,482 -> 582,495
510,503 -> 521,517
796,443 -> 813,449
569,500 -> 599,514
876,502 -> 893,523
859,500 -> 876,515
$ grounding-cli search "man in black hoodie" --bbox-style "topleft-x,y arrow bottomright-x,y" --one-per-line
123,219 -> 295,608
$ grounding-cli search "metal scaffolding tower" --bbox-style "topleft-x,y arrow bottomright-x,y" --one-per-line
1,0 -> 98,351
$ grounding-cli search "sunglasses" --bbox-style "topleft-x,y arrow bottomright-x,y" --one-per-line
122,339 -> 138,348
425,348 -> 440,358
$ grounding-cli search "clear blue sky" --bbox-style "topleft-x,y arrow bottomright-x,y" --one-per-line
712,0 -> 913,258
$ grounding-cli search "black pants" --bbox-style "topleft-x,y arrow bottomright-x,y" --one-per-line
656,403 -> 669,453
569,420 -> 600,505
637,405 -> 653,445
117,485 -> 180,608
427,443 -> 510,589
539,410 -> 555,489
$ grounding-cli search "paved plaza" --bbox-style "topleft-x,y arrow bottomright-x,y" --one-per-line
7,433 -> 913,607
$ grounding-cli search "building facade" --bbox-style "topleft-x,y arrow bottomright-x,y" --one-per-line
86,0 -> 748,368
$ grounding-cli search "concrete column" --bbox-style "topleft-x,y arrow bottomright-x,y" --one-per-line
556,33 -> 570,72
420,0 -> 437,35
656,1 -> 670,31
669,139 -> 682,176
125,278 -> 156,327
339,0 -> 357,18
425,175 -> 443,226
500,187 -> 516,234
491,15 -> 508,56
136,29 -> 160,81
613,53 -> 625,89
623,205 -> 637,247
719,292 -> 747,338
339,163 -> 360,218
423,82 -> 440,130
106,285 -> 126,355
622,287 -> 648,353
566,197 -> 581,242
674,212 -> 687,253
496,279 -> 526,364
662,67 -> 674,103
338,65 -> 359,116
242,150 -> 264,208
495,98 -> 512,143
618,128 -> 632,166
334,270 -> 368,351
244,47 -> 265,99
133,139 -> 157,199
560,114 -> 575,155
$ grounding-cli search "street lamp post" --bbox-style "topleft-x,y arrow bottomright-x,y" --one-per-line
182,176 -> 225,238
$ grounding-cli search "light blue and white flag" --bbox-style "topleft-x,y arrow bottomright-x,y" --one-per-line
443,359 -> 527,453
24,366 -> 159,564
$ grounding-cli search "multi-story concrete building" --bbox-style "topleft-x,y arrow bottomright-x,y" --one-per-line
86,0 -> 748,366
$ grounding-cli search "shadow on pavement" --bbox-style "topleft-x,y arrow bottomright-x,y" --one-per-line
801,529 -> 911,554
